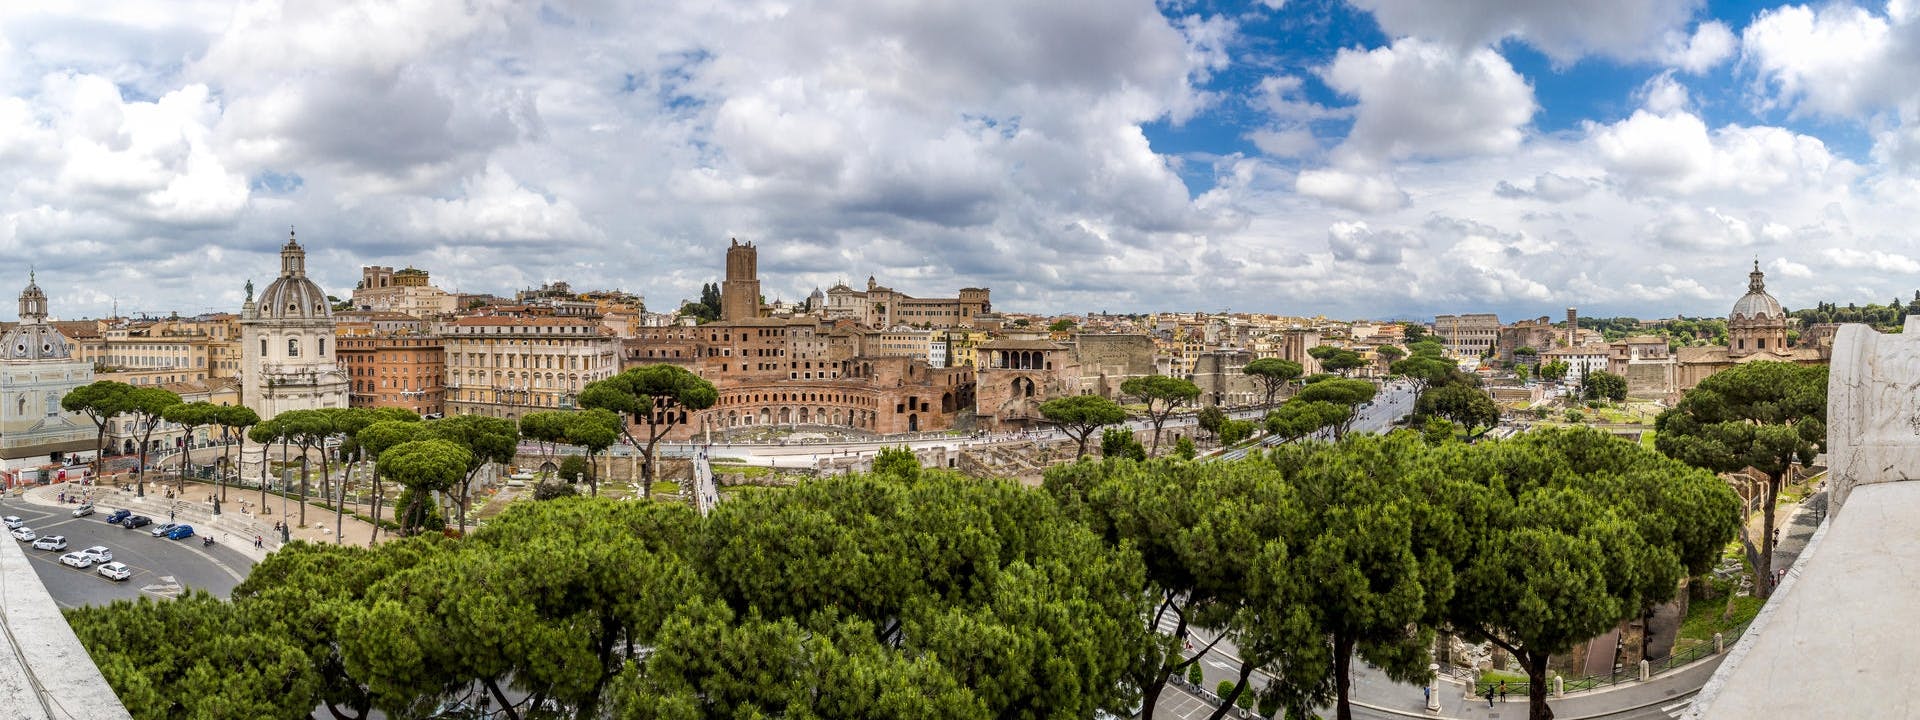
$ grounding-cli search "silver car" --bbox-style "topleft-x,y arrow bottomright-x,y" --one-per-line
97,562 -> 131,581
11,527 -> 35,542
150,522 -> 178,538
77,546 -> 111,563
58,551 -> 93,568
31,535 -> 66,551
2,515 -> 21,529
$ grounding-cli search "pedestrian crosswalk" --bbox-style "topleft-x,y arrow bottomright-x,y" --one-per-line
140,575 -> 181,599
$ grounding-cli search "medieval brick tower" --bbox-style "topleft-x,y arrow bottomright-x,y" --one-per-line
721,238 -> 761,322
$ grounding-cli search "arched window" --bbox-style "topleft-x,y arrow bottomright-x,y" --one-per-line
288,338 -> 300,357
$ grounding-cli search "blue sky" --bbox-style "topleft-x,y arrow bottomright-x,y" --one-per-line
1,0 -> 1918,321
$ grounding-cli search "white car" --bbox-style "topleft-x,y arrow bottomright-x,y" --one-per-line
77,546 -> 111,563
96,562 -> 131,581
31,535 -> 66,551
58,551 -> 93,568
11,527 -> 35,542
2,516 -> 21,529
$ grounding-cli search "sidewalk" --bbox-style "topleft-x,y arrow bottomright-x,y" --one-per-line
18,478 -> 390,563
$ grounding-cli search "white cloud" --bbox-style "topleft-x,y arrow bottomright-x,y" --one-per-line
1295,167 -> 1410,213
1741,3 -> 1897,118
1494,173 -> 1594,202
1326,220 -> 1421,264
1770,257 -> 1814,278
403,164 -> 601,246
1587,110 -> 1855,196
1320,38 -> 1535,163
1638,71 -> 1691,115
1348,0 -> 1704,64
1663,20 -> 1735,74
1823,248 -> 1920,274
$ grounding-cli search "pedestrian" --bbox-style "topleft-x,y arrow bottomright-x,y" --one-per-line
1423,685 -> 1431,705
168,509 -> 175,522
1485,684 -> 1495,707
1498,680 -> 1507,702
254,535 -> 263,549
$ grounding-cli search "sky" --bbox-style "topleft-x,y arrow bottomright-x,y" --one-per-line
2,0 -> 1918,322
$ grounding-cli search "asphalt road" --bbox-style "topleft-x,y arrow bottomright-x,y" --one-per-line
0,499 -> 256,608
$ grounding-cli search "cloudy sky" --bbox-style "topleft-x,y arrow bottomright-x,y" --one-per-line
2,0 -> 1917,321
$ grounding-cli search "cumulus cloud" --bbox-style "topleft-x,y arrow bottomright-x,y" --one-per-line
1348,0 -> 1704,64
1770,257 -> 1814,278
1494,173 -> 1594,202
1586,110 -> 1855,196
1319,38 -> 1535,163
1638,71 -> 1691,114
1742,3 -> 1897,118
1295,167 -> 1410,213
1823,248 -> 1920,274
1663,21 -> 1735,73
1326,220 -> 1421,264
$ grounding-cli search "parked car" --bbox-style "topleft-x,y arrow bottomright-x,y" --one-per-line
31,535 -> 66,551
77,546 -> 111,563
11,527 -> 35,542
164,524 -> 195,540
122,515 -> 152,529
105,509 -> 131,525
71,503 -> 94,517
2,515 -> 22,529
97,562 -> 131,581
58,551 -> 93,568
150,522 -> 179,538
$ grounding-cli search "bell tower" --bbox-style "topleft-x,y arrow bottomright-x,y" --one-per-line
720,238 -> 762,322
19,271 -> 47,323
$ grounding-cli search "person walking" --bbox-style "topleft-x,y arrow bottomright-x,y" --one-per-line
1485,684 -> 1495,708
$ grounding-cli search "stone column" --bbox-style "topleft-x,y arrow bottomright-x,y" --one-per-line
1427,663 -> 1441,712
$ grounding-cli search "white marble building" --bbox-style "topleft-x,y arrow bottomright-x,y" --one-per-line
238,232 -> 349,418
0,274 -> 96,474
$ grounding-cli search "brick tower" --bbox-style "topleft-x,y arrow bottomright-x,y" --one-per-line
721,238 -> 761,322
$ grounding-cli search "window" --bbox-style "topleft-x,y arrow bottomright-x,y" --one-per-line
319,338 -> 326,355
261,339 -> 267,355
289,338 -> 300,357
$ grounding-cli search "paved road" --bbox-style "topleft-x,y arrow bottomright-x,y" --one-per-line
0,499 -> 255,608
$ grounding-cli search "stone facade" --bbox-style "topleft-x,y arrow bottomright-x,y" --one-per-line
1606,263 -> 1828,400
239,232 -> 350,418
353,265 -> 457,318
825,277 -> 990,328
1071,334 -> 1157,400
1435,313 -> 1500,359
975,339 -> 1080,430
1496,316 -> 1557,365
442,314 -> 619,419
1191,349 -> 1260,407
0,275 -> 95,471
338,324 -> 447,417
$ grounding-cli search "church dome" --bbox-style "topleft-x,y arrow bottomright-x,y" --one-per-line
257,231 -> 333,321
1730,261 -> 1784,322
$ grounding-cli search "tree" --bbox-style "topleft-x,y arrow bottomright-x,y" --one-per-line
1173,436 -> 1196,459
1265,400 -> 1350,442
319,408 -> 381,544
1264,433 -> 1464,720
262,409 -> 334,528
564,409 -> 623,494
871,446 -> 921,481
1539,359 -> 1570,383
580,365 -> 719,498
1308,345 -> 1367,376
212,405 -> 259,504
1048,318 -> 1077,333
1294,378 -> 1377,438
1120,375 -> 1201,455
1444,428 -> 1739,720
1243,358 -> 1305,408
162,402 -> 219,487
1039,395 -> 1129,457
1101,427 -> 1147,461
65,591 -> 319,720
1583,370 -> 1628,402
126,387 -> 182,496
418,415 -> 518,534
1390,355 -> 1456,394
519,411 -> 569,465
1514,364 -> 1531,384
62,381 -> 133,488
357,419 -> 423,546
1403,324 -> 1429,342
1196,404 -> 1228,443
1655,361 -> 1827,598
376,439 -> 471,536
1416,383 -> 1499,437
1376,345 -> 1406,364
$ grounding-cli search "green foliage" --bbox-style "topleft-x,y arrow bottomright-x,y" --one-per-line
1376,345 -> 1406,363
1219,418 -> 1258,446
1583,370 -> 1628,402
1421,417 -> 1460,445
679,281 -> 722,323
871,446 -> 922,481
1539,359 -> 1570,382
378,439 -> 470,536
1038,394 -> 1130,456
1048,318 -> 1076,332
1564,409 -> 1585,423
581,364 -> 719,492
1656,361 -> 1827,597
67,591 -> 319,720
534,481 -> 581,500
1100,427 -> 1147,461
1266,400 -> 1350,442
1173,436 -> 1196,460
1391,355 -> 1457,392
1308,345 -> 1367,375
1791,298 -> 1914,332
1187,662 -> 1205,686
1121,374 -> 1202,454
1578,316 -> 1729,346
1404,324 -> 1429,342
558,454 -> 591,482
1244,357 -> 1306,406
1416,382 -> 1499,435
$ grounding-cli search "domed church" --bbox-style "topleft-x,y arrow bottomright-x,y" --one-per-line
0,272 -> 97,474
238,231 -> 349,417
1670,260 -> 1829,394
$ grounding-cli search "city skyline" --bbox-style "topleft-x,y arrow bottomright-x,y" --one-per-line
3,1 -> 1917,320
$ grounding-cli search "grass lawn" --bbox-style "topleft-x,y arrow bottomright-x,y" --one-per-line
713,464 -> 773,479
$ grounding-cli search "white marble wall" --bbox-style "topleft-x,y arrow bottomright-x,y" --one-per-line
1825,315 -> 1920,512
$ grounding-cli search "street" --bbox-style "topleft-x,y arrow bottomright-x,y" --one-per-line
0,499 -> 255,608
